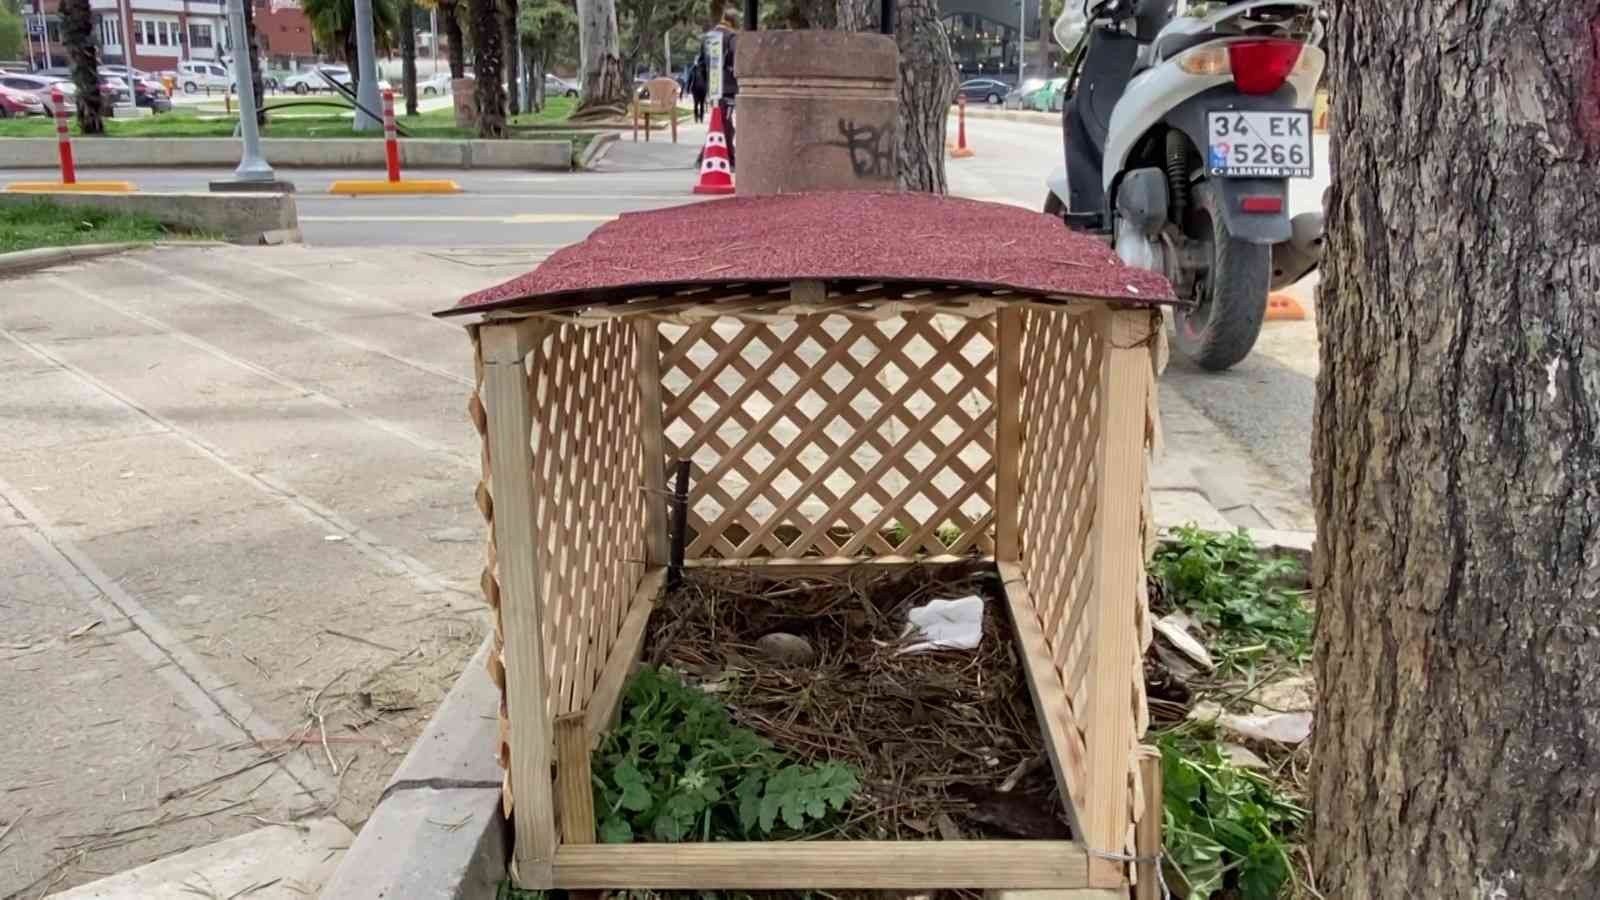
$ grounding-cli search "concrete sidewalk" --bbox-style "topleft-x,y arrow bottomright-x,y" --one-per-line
0,243 -> 1306,897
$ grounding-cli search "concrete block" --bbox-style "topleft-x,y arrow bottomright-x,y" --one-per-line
0,190 -> 298,245
51,817 -> 353,899
0,137 -> 573,170
466,139 -> 571,170
1152,489 -> 1234,532
317,788 -> 509,900
383,639 -> 505,791
317,639 -> 509,900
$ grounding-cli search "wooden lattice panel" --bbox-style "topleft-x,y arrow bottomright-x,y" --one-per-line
526,319 -> 648,717
1015,308 -> 1103,813
656,312 -> 998,559
470,320 -> 649,815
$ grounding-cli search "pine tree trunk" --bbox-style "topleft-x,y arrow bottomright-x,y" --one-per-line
574,0 -> 626,114
502,0 -> 519,115
1311,3 -> 1600,898
469,0 -> 507,135
891,0 -> 953,192
835,0 -> 954,193
401,0 -> 418,115
442,0 -> 466,78
244,0 -> 266,126
60,0 -> 101,134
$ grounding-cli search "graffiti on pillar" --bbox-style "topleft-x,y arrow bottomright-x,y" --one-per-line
830,118 -> 895,179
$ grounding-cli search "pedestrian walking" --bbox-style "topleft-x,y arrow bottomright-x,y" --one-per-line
688,58 -> 708,123
696,11 -> 739,168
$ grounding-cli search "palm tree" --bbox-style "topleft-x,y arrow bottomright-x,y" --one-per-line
300,0 -> 400,87
399,0 -> 418,114
469,0 -> 506,135
59,0 -> 103,135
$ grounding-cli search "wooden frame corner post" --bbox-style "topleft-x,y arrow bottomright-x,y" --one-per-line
635,319 -> 671,567
1083,308 -> 1154,888
482,320 -> 559,887
994,306 -> 1023,561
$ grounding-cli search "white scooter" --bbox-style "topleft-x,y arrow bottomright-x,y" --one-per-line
1045,0 -> 1325,371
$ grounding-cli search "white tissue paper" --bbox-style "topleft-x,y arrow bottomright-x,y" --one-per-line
899,595 -> 984,654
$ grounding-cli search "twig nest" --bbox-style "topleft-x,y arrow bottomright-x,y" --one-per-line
754,632 -> 816,666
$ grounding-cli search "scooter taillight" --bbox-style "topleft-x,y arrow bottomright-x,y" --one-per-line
1227,39 -> 1303,95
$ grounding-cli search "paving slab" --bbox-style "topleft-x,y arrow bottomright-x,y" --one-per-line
48,818 -> 354,900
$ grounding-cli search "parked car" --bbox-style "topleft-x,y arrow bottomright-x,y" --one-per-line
544,74 -> 579,98
0,84 -> 46,117
0,73 -> 74,115
177,60 -> 232,93
130,73 -> 173,111
1004,77 -> 1046,110
98,75 -> 134,106
282,65 -> 351,94
957,78 -> 1010,105
420,71 -> 452,95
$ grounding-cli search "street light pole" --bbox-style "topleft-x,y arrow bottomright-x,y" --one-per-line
1017,0 -> 1024,86
352,0 -> 381,130
211,0 -> 294,192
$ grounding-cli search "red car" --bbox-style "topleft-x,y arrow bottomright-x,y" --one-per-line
0,84 -> 46,117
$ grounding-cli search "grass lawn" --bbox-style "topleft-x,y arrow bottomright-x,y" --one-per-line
0,199 -> 172,253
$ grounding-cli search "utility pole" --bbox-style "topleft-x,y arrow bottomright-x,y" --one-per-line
211,0 -> 294,192
1016,0 -> 1024,85
352,0 -> 381,129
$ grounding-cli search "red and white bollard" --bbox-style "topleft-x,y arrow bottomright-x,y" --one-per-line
951,95 -> 975,159
53,86 -> 77,184
382,87 -> 401,183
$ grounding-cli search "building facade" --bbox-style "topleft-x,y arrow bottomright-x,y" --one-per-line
940,0 -> 1050,82
20,0 -> 313,73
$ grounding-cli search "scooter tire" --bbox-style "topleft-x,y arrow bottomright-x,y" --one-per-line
1043,192 -> 1064,218
1172,182 -> 1270,372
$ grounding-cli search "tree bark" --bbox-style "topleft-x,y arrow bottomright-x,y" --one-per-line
574,0 -> 626,114
60,0 -> 102,134
244,0 -> 266,126
1311,3 -> 1600,898
442,0 -> 466,77
836,0 -> 954,193
401,0 -> 419,115
502,0 -> 519,115
469,0 -> 507,135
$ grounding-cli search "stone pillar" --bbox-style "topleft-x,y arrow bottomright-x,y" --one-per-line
734,30 -> 899,196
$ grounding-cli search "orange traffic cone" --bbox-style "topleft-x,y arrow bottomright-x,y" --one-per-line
1265,292 -> 1308,321
693,105 -> 736,195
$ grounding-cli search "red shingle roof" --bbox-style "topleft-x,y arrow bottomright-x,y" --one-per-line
439,192 -> 1176,316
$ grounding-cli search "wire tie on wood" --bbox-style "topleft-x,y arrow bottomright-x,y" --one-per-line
1081,843 -> 1171,900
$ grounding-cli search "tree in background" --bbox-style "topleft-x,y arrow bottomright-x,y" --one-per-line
0,1 -> 25,61
1311,1 -> 1600,896
400,0 -> 419,114
502,0 -> 520,114
429,0 -> 467,77
59,0 -> 102,134
573,0 -> 627,115
837,0 -> 955,192
518,0 -> 577,112
300,0 -> 398,86
617,0 -> 697,79
468,0 -> 507,135
244,0 -> 267,127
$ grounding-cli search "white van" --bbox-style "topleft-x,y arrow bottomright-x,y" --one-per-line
176,60 -> 231,93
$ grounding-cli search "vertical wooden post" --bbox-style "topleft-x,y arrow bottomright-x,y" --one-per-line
1083,308 -> 1154,888
994,307 -> 1024,560
482,320 -> 559,886
1134,748 -> 1163,900
556,713 -> 597,844
635,320 -> 670,566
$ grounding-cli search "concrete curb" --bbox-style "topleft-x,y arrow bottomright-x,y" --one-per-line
317,637 -> 509,900
0,137 -> 573,171
957,106 -> 1058,127
0,241 -> 148,276
579,132 -> 621,170
0,190 -> 300,245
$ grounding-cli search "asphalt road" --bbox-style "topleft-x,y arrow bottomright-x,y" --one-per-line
0,116 -> 1324,512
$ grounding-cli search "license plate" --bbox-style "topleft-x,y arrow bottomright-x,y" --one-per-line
1206,110 -> 1314,178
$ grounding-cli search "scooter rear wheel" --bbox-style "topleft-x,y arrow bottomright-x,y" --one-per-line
1172,182 -> 1270,372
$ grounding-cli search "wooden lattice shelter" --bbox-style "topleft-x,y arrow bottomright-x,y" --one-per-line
437,192 -> 1177,895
